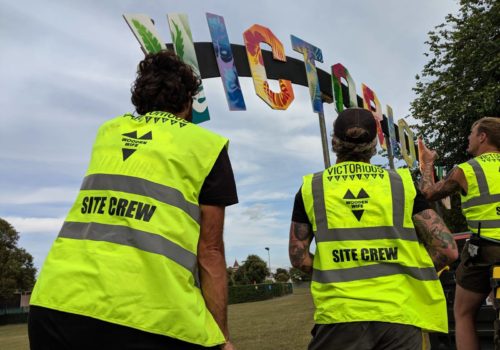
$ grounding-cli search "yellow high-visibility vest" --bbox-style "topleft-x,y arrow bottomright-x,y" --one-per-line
31,112 -> 228,346
458,153 -> 500,240
301,162 -> 447,333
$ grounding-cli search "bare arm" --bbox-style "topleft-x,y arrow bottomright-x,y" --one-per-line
413,209 -> 458,271
418,137 -> 466,200
197,205 -> 232,347
289,221 -> 314,274
420,165 -> 464,201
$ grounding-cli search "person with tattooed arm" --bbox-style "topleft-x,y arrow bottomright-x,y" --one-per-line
289,108 -> 458,350
29,51 -> 238,350
419,116 -> 500,350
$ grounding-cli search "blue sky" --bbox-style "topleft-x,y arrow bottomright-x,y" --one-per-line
0,0 -> 460,272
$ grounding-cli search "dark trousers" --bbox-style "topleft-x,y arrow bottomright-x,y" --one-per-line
308,322 -> 423,350
28,306 -> 218,350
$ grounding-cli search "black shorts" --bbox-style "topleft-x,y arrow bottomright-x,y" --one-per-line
456,241 -> 500,294
28,306 -> 219,350
308,322 -> 422,350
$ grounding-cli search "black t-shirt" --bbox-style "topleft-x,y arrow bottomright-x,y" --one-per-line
199,147 -> 238,206
291,186 -> 430,224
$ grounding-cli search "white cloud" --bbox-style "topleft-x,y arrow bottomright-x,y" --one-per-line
4,216 -> 64,234
244,190 -> 293,202
1,0 -> 460,271
1,187 -> 78,205
224,203 -> 288,248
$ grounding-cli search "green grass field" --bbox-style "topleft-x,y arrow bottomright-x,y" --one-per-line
0,286 -> 315,350
0,323 -> 30,350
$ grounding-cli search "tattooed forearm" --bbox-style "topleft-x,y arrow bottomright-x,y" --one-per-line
294,222 -> 312,240
289,221 -> 314,273
419,166 -> 461,201
413,209 -> 458,270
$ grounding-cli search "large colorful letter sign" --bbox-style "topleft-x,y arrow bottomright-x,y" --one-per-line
331,63 -> 358,113
124,14 -> 209,124
243,24 -> 294,110
362,84 -> 387,150
124,12 -> 426,171
206,13 -> 246,111
386,105 -> 400,157
398,118 -> 417,167
291,35 -> 323,113
167,13 -> 210,123
123,14 -> 167,54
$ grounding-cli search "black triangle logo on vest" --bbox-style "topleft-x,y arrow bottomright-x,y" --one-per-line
162,118 -> 168,123
179,123 -> 188,128
342,175 -> 348,181
364,174 -> 370,179
122,131 -> 137,138
327,176 -> 333,182
154,117 -> 160,123
145,117 -> 152,123
122,148 -> 136,161
349,175 -> 355,180
343,189 -> 356,199
356,174 -> 362,180
334,176 -> 341,181
351,209 -> 364,221
371,174 -> 378,179
379,174 -> 385,179
357,188 -> 369,199
171,120 -> 178,125
139,131 -> 152,140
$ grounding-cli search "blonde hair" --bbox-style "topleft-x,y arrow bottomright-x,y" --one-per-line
472,117 -> 500,149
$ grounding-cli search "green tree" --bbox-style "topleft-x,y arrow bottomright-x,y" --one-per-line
0,218 -> 37,300
289,267 -> 311,283
411,0 -> 498,232
411,0 -> 499,168
226,267 -> 235,286
234,255 -> 269,285
274,268 -> 290,282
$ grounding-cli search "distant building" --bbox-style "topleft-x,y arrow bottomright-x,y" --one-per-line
17,291 -> 31,308
229,259 -> 240,272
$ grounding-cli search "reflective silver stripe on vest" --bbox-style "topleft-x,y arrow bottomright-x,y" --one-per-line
81,174 -> 200,224
469,159 -> 489,194
467,220 -> 500,230
462,194 -> 500,209
312,171 -> 328,233
314,226 -> 417,242
313,264 -> 438,283
312,170 -> 417,242
461,159 -> 497,209
59,221 -> 200,287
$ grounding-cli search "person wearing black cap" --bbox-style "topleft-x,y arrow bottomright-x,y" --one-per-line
288,107 -> 458,350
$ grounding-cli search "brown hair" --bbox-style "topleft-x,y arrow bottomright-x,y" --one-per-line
131,50 -> 201,116
472,117 -> 500,149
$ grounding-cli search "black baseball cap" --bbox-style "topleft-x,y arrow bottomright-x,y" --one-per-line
333,108 -> 377,144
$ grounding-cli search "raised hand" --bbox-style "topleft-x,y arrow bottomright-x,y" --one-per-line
418,136 -> 438,167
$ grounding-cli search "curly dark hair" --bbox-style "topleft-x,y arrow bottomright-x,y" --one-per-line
131,50 -> 201,116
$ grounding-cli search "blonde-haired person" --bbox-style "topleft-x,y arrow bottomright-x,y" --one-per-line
419,116 -> 500,350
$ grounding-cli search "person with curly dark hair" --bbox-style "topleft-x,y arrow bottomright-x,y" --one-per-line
28,50 -> 238,350
131,51 -> 201,117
